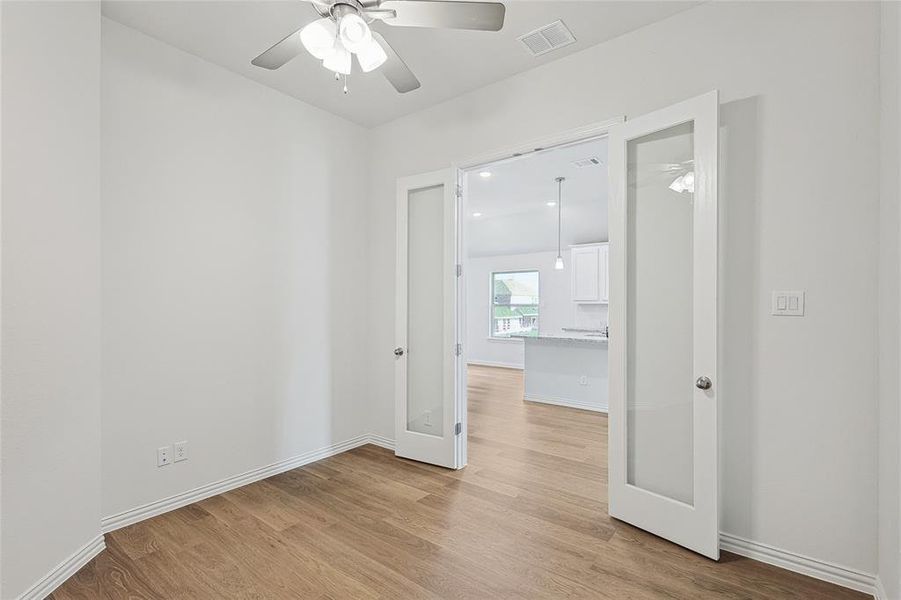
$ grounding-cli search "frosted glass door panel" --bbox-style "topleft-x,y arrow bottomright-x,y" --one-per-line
625,122 -> 694,505
406,184 -> 445,437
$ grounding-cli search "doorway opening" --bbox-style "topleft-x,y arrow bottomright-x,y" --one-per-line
459,137 -> 611,472
395,92 -> 718,561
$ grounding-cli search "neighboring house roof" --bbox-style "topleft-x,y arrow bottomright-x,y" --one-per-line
494,279 -> 512,297
494,276 -> 539,304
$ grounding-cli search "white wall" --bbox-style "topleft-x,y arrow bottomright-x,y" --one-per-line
101,20 -> 371,521
879,3 -> 901,598
367,1 -> 880,577
466,250 -> 606,369
0,2 -> 102,598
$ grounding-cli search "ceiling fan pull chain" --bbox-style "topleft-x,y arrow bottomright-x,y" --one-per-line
343,74 -> 349,95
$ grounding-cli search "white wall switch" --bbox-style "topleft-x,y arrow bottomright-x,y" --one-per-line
173,441 -> 188,462
157,445 -> 172,467
771,291 -> 805,316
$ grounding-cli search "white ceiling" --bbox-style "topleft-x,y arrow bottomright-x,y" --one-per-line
101,1 -> 700,127
465,137 -> 607,258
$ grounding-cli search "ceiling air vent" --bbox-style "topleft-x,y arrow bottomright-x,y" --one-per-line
518,20 -> 576,57
572,157 -> 602,168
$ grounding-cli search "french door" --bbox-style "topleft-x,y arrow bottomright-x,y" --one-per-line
608,91 -> 720,559
394,169 -> 463,469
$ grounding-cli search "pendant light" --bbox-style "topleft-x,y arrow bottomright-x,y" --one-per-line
554,176 -> 565,270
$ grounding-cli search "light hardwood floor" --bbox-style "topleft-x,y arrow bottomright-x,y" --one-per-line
52,365 -> 865,599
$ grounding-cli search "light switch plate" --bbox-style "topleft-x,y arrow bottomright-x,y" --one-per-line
771,291 -> 805,316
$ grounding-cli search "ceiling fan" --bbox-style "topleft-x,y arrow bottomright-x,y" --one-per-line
251,0 -> 506,94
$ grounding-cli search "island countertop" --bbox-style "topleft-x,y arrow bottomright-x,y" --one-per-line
510,329 -> 608,343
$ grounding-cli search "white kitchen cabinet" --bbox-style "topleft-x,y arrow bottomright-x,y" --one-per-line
570,242 -> 608,304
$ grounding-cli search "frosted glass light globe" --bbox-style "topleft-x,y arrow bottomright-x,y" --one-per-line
323,39 -> 352,75
339,13 -> 372,53
356,38 -> 387,73
300,18 -> 337,60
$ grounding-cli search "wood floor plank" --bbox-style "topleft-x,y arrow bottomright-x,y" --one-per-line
51,365 -> 866,599
280,523 -> 442,600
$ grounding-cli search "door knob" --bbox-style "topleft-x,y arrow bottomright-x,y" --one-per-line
394,347 -> 405,357
696,376 -> 712,390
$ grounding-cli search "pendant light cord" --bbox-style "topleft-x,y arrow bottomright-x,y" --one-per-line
556,177 -> 565,260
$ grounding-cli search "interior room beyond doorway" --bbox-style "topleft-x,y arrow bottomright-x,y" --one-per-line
464,137 -> 610,421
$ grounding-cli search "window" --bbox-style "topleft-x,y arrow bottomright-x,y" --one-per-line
491,270 -> 539,338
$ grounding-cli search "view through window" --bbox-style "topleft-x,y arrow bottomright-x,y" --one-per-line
491,271 -> 540,338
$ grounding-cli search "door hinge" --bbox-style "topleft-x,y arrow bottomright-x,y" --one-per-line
454,343 -> 462,356
455,422 -> 462,435
456,264 -> 463,277
455,184 -> 463,199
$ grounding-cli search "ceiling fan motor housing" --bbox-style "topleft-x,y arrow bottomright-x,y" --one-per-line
318,0 -> 371,22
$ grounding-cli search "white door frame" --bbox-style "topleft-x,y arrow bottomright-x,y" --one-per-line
450,117 -> 624,468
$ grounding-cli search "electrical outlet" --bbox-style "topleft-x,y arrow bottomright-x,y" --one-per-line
157,446 -> 172,467
173,441 -> 188,462
424,411 -> 432,427
579,375 -> 588,386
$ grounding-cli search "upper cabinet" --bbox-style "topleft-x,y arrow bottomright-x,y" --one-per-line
571,243 -> 609,304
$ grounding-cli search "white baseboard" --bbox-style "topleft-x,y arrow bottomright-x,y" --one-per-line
467,360 -> 523,370
101,434 -> 383,533
524,393 -> 607,414
16,534 -> 105,600
719,532 -> 878,597
367,434 -> 396,450
873,575 -> 889,600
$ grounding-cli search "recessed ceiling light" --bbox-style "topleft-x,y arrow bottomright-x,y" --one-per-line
546,201 -> 557,207
472,212 -> 483,217
479,171 -> 492,178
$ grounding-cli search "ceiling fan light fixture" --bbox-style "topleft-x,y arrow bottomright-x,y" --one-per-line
323,39 -> 352,75
669,171 -> 695,194
339,13 -> 372,53
300,18 -> 338,60
356,38 -> 388,73
668,175 -> 685,193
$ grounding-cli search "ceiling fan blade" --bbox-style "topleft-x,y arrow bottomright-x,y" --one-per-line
378,0 -> 505,31
251,27 -> 307,70
372,31 -> 421,93
364,8 -> 398,20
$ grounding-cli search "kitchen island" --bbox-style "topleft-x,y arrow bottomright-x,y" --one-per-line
510,330 -> 608,413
